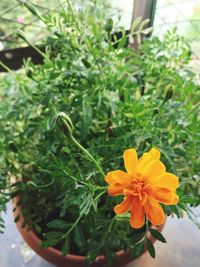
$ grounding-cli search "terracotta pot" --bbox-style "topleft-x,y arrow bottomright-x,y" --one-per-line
13,196 -> 165,267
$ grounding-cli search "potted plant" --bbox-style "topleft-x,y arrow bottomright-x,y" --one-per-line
0,1 -> 199,266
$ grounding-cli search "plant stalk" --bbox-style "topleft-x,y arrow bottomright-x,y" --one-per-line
69,134 -> 105,178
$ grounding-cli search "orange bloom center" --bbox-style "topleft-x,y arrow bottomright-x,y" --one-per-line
124,177 -> 149,205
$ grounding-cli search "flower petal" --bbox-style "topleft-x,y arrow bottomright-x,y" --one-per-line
136,153 -> 151,174
140,160 -> 166,182
114,196 -> 132,214
130,197 -> 145,228
123,188 -> 138,196
108,184 -> 124,196
149,148 -> 160,160
145,186 -> 174,204
152,172 -> 179,190
171,193 -> 179,204
105,170 -> 133,185
144,198 -> 165,225
136,148 -> 160,174
123,149 -> 138,174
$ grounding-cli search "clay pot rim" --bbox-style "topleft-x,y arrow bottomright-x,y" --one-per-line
20,224 -> 127,262
14,195 -> 165,264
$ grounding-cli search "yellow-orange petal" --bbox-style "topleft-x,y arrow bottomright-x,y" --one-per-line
137,148 -> 160,174
137,153 -> 151,173
151,172 -> 179,190
144,198 -> 165,225
114,196 -> 132,214
145,186 -> 174,204
123,149 -> 138,174
140,160 -> 166,182
123,188 -> 137,196
108,184 -> 124,196
130,197 -> 145,228
105,170 -> 133,185
171,193 -> 179,204
149,148 -> 160,160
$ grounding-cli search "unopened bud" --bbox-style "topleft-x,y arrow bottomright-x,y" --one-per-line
153,107 -> 159,116
24,2 -> 44,21
26,67 -> 33,78
82,58 -> 91,68
163,84 -> 174,104
104,18 -> 113,33
56,112 -> 74,136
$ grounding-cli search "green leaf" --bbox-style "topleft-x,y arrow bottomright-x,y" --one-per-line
34,223 -> 42,234
139,19 -> 150,31
86,247 -> 100,264
104,18 -> 113,33
44,232 -> 63,239
132,232 -> 145,243
24,2 -> 44,21
182,204 -> 200,229
131,17 -> 142,33
73,226 -> 86,250
40,238 -> 60,248
61,237 -> 70,256
181,195 -> 199,205
141,27 -> 153,35
149,228 -> 166,243
82,58 -> 91,68
146,238 -> 155,258
14,214 -> 20,223
132,241 -> 144,258
47,219 -> 69,230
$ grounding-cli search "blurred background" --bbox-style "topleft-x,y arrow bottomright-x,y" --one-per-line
1,0 -> 200,70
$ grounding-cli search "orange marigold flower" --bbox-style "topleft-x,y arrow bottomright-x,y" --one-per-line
105,148 -> 179,229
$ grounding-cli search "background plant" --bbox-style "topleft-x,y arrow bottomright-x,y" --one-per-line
0,0 -> 199,264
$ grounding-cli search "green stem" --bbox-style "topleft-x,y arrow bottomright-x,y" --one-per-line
108,216 -> 115,232
27,178 -> 55,189
187,100 -> 200,116
65,0 -> 81,33
145,218 -> 149,239
63,170 -> 88,186
63,214 -> 82,238
69,134 -> 105,178
97,216 -> 116,252
94,188 -> 107,201
18,31 -> 50,63
63,171 -> 106,193
0,61 -> 14,75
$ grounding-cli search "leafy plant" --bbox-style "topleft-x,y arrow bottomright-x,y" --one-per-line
0,0 -> 200,265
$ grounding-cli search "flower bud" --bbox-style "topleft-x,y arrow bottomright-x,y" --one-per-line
24,2 -> 44,21
104,18 -> 113,33
26,67 -> 33,78
153,107 -> 159,116
56,112 -> 74,136
163,84 -> 174,104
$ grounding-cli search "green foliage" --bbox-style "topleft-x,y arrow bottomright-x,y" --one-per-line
146,238 -> 156,258
47,219 -> 69,230
61,237 -> 70,256
0,1 -> 199,265
0,175 -> 9,232
73,226 -> 86,251
149,228 -> 166,243
132,240 -> 145,258
39,237 -> 62,249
